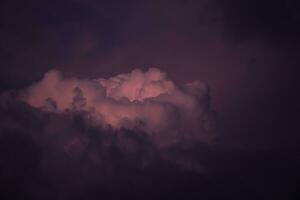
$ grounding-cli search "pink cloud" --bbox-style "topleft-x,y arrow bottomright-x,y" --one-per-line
20,68 -> 216,147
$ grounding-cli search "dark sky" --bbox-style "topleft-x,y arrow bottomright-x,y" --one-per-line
0,0 -> 300,199
1,0 -> 300,146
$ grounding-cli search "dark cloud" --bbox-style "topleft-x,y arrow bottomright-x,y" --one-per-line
0,93 -> 299,200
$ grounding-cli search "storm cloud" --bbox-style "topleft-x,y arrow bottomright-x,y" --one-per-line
0,68 -> 218,199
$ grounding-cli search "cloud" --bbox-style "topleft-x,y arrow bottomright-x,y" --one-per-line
20,68 -> 216,147
0,74 -> 218,199
0,68 -> 218,198
0,69 -> 298,200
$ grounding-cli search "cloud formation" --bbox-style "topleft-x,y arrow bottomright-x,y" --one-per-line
0,69 -> 298,200
0,69 -> 217,199
20,68 -> 216,147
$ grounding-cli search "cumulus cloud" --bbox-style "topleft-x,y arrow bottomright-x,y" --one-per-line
2,68 -> 296,200
20,68 -> 216,147
0,68 -> 218,199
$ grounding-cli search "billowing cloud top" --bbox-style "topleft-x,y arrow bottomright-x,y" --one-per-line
20,68 -> 215,147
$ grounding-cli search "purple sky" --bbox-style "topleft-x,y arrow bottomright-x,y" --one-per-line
1,0 -> 299,146
0,1 -> 299,199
